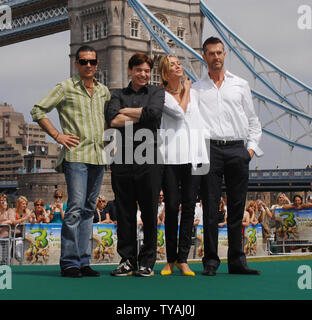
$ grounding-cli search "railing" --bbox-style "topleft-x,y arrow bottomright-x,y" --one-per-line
0,0 -> 51,8
0,180 -> 18,187
0,6 -> 68,37
249,168 -> 312,180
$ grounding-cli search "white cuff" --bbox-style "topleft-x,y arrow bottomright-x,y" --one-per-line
247,142 -> 264,157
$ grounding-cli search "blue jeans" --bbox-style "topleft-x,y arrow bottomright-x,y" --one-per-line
60,161 -> 105,270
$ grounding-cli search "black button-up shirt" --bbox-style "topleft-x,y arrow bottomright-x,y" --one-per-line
105,82 -> 165,164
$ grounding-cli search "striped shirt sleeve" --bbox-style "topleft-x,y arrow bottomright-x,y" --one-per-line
31,84 -> 65,122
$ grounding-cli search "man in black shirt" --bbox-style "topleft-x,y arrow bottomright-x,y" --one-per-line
105,53 -> 164,277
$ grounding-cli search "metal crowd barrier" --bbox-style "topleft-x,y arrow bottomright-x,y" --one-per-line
12,223 -> 26,265
267,239 -> 312,255
0,224 -> 12,265
0,223 -> 26,265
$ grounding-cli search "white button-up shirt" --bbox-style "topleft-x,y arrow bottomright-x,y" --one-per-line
159,89 -> 210,167
192,71 -> 263,156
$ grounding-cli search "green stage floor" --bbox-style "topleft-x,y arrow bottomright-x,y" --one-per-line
1,256 -> 312,300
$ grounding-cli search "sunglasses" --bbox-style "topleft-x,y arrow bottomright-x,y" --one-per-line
78,59 -> 98,66
55,196 -> 62,199
35,204 -> 43,206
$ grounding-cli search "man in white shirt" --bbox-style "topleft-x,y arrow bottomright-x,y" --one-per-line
192,36 -> 263,276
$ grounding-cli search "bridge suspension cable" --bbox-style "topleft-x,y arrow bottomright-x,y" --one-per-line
200,1 -> 312,113
128,0 -> 312,152
127,0 -> 205,82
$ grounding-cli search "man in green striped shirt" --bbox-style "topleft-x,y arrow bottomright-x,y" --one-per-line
31,45 -> 111,278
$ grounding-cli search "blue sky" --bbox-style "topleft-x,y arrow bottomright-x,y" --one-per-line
0,0 -> 311,169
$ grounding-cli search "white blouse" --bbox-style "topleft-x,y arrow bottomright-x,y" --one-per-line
159,89 -> 210,169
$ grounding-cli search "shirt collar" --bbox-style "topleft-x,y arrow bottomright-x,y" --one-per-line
73,74 -> 99,87
126,81 -> 149,94
201,70 -> 234,82
224,70 -> 235,80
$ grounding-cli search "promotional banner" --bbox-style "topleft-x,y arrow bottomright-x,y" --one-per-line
218,226 -> 229,258
194,225 -> 204,259
194,225 -> 229,259
243,224 -> 266,256
156,225 -> 166,261
195,224 -> 267,259
91,223 -> 120,264
275,208 -> 312,241
155,225 -> 197,261
24,223 -> 61,265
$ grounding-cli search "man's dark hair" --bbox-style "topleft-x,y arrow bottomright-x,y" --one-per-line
128,52 -> 154,70
202,36 -> 224,53
75,45 -> 97,61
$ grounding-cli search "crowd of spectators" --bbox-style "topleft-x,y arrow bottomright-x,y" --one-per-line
1,190 -> 312,242
0,190 -> 119,233
1,189 -> 312,265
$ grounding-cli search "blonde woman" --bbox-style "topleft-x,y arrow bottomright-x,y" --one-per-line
245,201 -> 258,226
12,196 -> 35,226
94,196 -> 113,224
158,55 -> 209,276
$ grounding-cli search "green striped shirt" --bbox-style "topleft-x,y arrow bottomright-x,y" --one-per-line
31,75 -> 111,165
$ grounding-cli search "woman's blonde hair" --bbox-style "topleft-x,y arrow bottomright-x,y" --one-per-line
96,196 -> 106,207
158,54 -> 184,86
16,196 -> 28,208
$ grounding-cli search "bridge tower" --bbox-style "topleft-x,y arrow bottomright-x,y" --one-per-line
68,0 -> 203,89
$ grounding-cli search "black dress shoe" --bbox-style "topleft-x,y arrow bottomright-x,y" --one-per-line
80,266 -> 100,277
61,267 -> 83,278
228,266 -> 261,275
202,265 -> 217,276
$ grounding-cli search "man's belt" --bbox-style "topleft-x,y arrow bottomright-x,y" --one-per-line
210,139 -> 244,146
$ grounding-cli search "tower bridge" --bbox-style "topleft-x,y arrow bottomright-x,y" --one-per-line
0,0 -> 68,47
0,0 -> 203,89
0,0 -> 311,174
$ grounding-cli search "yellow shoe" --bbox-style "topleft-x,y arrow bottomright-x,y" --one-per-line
160,263 -> 174,276
175,262 -> 195,276
160,269 -> 172,276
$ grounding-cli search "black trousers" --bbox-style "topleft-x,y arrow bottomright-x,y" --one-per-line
200,142 -> 251,270
162,164 -> 199,263
111,163 -> 163,269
